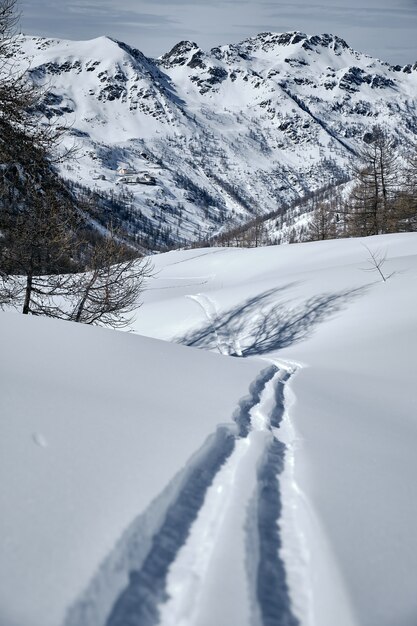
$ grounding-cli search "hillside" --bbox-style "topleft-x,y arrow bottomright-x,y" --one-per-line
13,31 -> 417,247
1,233 -> 417,626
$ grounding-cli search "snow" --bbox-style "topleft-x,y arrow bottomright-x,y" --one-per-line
11,32 -> 417,246
0,314 -> 262,626
157,368 -> 290,626
133,232 -> 417,626
1,232 -> 417,626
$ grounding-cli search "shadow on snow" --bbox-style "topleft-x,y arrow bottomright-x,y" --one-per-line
177,285 -> 368,356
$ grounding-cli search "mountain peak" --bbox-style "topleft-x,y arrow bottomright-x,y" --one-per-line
237,31 -> 350,56
159,40 -> 202,68
12,30 -> 417,249
231,31 -> 306,57
303,33 -> 350,52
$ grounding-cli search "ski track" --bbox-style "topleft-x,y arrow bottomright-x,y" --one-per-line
87,364 -> 299,626
146,276 -> 215,291
186,292 -> 242,356
165,250 -> 226,267
146,281 -> 211,291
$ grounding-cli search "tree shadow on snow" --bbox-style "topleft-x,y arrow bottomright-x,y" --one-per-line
177,284 -> 368,356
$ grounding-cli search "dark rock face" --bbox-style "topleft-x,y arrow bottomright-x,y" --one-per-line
190,65 -> 228,94
338,66 -> 395,92
187,51 -> 206,70
159,41 -> 201,68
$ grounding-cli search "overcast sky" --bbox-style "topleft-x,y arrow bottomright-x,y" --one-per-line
19,0 -> 417,65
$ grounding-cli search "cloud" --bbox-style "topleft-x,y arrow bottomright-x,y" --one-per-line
19,0 -> 417,63
19,0 -> 185,51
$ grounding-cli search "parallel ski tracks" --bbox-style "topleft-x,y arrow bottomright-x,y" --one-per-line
103,365 -> 298,626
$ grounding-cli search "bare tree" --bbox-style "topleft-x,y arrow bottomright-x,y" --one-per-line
361,244 -> 394,283
0,0 -> 55,157
347,127 -> 399,236
0,0 -> 151,326
0,271 -> 18,308
0,176 -> 80,315
396,142 -> 417,232
307,201 -> 337,241
0,0 -> 76,315
69,230 -> 153,328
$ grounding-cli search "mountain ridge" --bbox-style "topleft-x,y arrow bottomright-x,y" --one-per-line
13,30 -> 417,248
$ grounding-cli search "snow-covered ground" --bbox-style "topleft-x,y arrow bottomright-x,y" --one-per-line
1,232 -> 417,626
0,314 -> 264,626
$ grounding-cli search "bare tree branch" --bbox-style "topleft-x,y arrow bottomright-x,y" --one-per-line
360,244 -> 394,283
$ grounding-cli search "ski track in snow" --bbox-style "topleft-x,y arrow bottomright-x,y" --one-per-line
164,251 -> 226,267
66,364 -> 299,626
186,293 -> 243,357
146,274 -> 216,291
156,365 -> 299,626
146,280 -> 211,291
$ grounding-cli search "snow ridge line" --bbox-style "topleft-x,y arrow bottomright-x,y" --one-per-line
91,366 -> 280,626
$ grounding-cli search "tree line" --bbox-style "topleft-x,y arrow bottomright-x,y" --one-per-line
195,127 -> 417,249
307,127 -> 417,241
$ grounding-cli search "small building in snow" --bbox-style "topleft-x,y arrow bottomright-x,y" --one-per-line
117,166 -> 137,176
116,173 -> 157,186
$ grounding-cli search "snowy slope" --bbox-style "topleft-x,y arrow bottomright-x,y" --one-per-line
1,234 -> 417,626
0,314 -> 264,626
133,233 -> 417,626
13,32 -> 417,246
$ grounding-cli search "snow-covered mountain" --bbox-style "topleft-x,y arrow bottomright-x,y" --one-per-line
14,31 -> 417,246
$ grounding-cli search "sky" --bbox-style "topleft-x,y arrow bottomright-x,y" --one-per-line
19,0 -> 417,65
